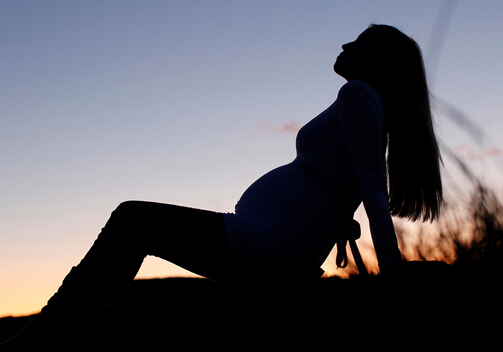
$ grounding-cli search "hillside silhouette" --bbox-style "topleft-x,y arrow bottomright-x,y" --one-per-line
2,182 -> 503,349
1,257 -> 501,350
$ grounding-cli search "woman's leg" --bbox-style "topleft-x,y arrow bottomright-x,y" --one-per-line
0,201 -> 234,348
47,200 -> 235,312
96,200 -> 235,287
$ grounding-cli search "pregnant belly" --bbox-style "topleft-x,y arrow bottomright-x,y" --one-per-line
235,163 -> 309,219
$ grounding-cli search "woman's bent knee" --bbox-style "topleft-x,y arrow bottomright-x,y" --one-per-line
100,201 -> 147,244
108,201 -> 147,226
114,200 -> 144,215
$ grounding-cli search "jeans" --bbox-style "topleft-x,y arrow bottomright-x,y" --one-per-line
65,201 -> 235,306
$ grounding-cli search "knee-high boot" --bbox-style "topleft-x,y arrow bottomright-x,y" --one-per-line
0,227 -> 145,350
0,267 -> 113,351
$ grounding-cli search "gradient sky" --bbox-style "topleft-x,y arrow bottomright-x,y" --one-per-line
2,0 -> 503,317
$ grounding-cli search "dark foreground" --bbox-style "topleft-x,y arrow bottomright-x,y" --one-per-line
1,261 -> 501,350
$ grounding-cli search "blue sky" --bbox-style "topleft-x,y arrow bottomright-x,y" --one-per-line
2,0 -> 503,317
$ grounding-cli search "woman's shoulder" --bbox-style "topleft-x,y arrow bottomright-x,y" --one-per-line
338,80 -> 382,105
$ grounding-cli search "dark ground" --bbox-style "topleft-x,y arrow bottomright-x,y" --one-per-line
1,260 -> 502,350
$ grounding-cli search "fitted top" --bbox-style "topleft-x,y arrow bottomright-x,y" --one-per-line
223,81 -> 401,275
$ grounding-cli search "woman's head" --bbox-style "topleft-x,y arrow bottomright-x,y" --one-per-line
334,24 -> 425,97
336,24 -> 443,221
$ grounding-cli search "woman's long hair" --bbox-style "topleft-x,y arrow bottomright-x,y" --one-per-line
365,24 -> 443,221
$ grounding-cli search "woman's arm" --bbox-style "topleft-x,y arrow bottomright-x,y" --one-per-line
362,188 -> 402,271
337,81 -> 402,272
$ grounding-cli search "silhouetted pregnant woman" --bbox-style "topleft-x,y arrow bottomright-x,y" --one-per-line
1,24 -> 443,350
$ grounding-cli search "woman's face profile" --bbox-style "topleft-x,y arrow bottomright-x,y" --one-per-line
333,28 -> 380,82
